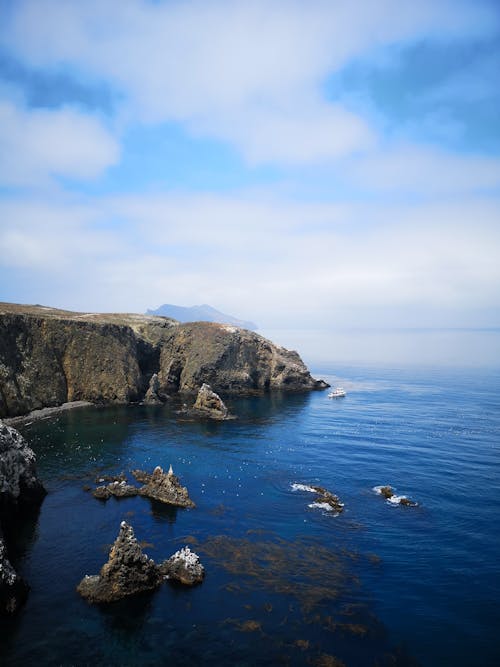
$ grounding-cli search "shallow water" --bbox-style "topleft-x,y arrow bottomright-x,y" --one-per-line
2,363 -> 500,666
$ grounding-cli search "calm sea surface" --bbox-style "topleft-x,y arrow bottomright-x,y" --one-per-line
1,357 -> 500,665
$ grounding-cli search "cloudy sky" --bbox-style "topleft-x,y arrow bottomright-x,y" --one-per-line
1,0 -> 499,331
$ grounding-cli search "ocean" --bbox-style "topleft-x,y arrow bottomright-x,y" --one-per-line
1,336 -> 500,665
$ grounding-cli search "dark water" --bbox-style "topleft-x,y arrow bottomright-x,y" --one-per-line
2,364 -> 500,666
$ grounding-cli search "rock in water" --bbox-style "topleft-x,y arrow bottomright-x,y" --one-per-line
161,546 -> 205,586
92,480 -> 138,500
77,521 -> 164,603
192,383 -> 231,420
132,465 -> 196,508
0,420 -> 46,614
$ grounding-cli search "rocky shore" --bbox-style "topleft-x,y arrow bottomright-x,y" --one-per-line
0,420 -> 46,614
0,303 -> 329,419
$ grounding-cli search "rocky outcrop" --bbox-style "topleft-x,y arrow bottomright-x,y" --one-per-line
92,465 -> 195,508
373,485 -> 417,507
77,521 -> 164,603
192,383 -> 231,420
77,522 -> 204,603
156,321 -> 327,395
291,483 -> 344,514
0,303 -> 328,419
133,465 -> 195,508
160,546 -> 205,585
0,420 -> 46,614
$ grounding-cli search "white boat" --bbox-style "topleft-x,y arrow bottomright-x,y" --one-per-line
328,387 -> 346,398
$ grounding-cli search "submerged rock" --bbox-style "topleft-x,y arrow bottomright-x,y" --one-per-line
192,383 -> 232,420
77,521 -> 164,603
160,545 -> 205,585
0,420 -> 46,614
373,485 -> 417,507
133,465 -> 196,508
291,483 -> 344,514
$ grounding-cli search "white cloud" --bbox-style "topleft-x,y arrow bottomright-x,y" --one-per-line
1,190 -> 499,326
343,144 -> 500,194
0,102 -> 119,186
2,0 -> 496,165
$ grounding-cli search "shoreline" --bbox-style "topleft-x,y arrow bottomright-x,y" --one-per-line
3,401 -> 94,426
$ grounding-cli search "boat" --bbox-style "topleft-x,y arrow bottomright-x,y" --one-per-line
328,387 -> 346,398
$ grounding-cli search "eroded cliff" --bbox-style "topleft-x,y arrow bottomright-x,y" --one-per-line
0,303 -> 327,418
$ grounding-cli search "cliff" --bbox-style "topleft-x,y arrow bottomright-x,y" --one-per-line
0,420 -> 46,613
0,303 -> 327,418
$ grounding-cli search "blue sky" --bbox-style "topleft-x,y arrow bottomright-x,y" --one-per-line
0,0 -> 499,330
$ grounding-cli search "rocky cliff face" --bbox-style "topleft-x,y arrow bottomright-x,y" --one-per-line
0,420 -> 46,613
0,303 -> 327,418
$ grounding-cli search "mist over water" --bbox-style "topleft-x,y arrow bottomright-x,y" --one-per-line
261,328 -> 500,369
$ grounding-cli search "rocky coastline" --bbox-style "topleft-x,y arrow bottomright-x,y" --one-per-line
0,302 -> 329,419
0,420 -> 46,614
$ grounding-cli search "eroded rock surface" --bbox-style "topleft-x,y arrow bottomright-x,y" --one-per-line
77,521 -> 163,603
77,522 -> 204,603
133,465 -> 195,508
192,383 -> 231,420
291,483 -> 344,515
160,546 -> 205,585
0,303 -> 328,419
0,420 -> 46,614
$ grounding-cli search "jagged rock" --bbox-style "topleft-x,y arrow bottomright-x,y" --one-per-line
77,521 -> 164,603
0,420 -> 46,614
143,373 -> 164,404
0,303 -> 328,419
192,383 -> 231,420
93,480 -> 138,501
132,465 -> 195,508
160,546 -> 205,585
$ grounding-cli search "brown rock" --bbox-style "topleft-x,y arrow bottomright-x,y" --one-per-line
160,545 -> 205,585
192,383 -> 231,420
77,521 -> 164,603
132,465 -> 195,508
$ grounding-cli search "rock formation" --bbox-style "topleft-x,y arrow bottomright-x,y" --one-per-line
291,483 -> 344,514
373,485 -> 417,506
192,383 -> 231,420
77,522 -> 204,603
0,420 -> 46,614
92,465 -> 195,508
133,465 -> 195,508
77,521 -> 164,603
0,303 -> 328,418
160,546 -> 205,585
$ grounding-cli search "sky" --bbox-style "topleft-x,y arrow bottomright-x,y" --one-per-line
0,0 -> 499,332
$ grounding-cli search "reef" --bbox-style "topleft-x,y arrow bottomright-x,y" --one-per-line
92,465 -> 195,508
0,302 -> 329,419
0,420 -> 46,614
291,483 -> 344,514
373,485 -> 417,506
77,522 -> 204,603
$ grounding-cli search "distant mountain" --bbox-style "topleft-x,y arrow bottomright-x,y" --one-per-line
146,304 -> 257,330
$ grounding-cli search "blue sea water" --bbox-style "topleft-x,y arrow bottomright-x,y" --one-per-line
1,360 -> 500,666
